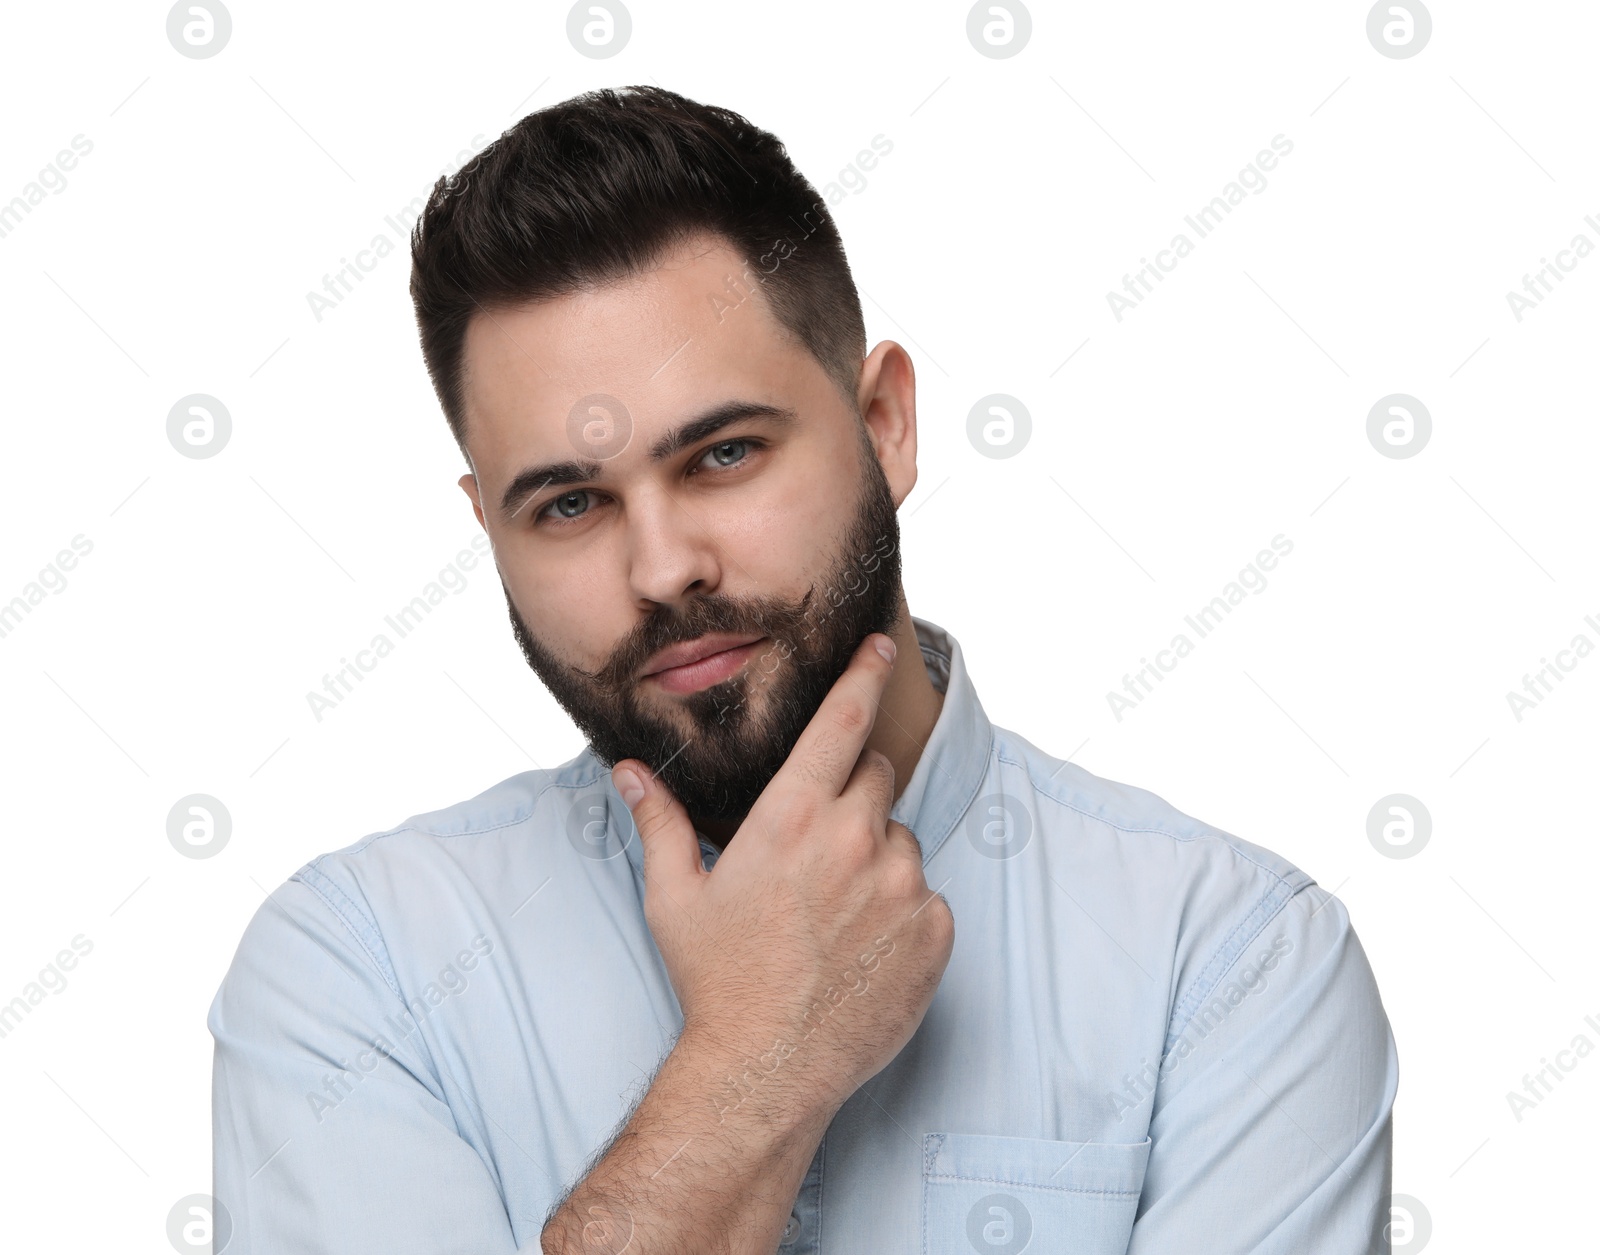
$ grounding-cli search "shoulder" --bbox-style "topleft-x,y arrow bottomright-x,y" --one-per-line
994,722 -> 1312,893
304,746 -> 608,891
225,751 -> 613,997
990,725 -> 1382,1046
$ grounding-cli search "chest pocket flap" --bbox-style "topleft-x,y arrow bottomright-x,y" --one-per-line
922,1131 -> 1151,1255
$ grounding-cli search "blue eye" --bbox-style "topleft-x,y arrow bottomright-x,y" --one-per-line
532,436 -> 766,529
538,490 -> 593,522
703,439 -> 749,468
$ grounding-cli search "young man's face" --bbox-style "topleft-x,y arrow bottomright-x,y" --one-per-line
456,232 -> 917,826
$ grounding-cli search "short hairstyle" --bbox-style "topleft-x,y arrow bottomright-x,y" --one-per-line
407,84 -> 868,458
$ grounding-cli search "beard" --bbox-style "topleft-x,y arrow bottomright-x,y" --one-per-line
502,432 -> 903,828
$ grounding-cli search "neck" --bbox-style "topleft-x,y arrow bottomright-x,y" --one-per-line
695,596 -> 943,849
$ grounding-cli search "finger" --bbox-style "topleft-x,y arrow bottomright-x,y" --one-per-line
840,746 -> 896,827
776,632 -> 898,800
612,761 -> 703,895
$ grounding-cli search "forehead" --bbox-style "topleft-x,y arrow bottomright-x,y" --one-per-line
459,233 -> 809,463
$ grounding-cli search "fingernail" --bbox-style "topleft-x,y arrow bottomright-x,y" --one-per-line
614,766 -> 644,808
875,635 -> 896,663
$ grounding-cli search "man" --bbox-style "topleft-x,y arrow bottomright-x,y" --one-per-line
211,86 -> 1397,1254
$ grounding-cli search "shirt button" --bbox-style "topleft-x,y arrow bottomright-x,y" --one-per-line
779,1211 -> 800,1245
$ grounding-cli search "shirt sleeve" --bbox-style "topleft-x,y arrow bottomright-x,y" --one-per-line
209,874 -> 541,1254
1126,884 -> 1398,1254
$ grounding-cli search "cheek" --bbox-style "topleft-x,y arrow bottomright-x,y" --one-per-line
720,474 -> 838,587
509,551 -> 629,665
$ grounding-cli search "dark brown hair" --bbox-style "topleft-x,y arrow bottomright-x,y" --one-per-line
408,85 -> 867,457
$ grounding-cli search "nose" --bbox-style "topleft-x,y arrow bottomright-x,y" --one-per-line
624,483 -> 726,609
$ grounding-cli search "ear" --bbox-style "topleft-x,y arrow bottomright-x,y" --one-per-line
458,472 -> 487,531
857,341 -> 918,507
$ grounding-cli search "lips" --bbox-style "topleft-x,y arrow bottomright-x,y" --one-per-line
640,632 -> 765,679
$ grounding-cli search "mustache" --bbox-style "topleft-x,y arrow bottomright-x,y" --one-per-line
585,587 -> 816,690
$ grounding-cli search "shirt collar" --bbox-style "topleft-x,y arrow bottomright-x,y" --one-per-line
605,615 -> 994,876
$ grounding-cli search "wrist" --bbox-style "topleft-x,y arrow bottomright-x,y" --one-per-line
672,1019 -> 838,1154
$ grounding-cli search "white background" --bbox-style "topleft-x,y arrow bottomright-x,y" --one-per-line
1,1 -> 1594,1250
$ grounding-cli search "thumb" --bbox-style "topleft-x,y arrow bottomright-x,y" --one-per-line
612,761 -> 702,891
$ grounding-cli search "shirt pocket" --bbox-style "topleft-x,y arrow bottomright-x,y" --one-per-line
922,1131 -> 1151,1255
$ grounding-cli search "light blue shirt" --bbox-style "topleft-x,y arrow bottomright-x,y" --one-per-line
210,616 -> 1396,1253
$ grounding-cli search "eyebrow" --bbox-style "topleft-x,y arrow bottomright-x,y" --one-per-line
498,399 -> 798,522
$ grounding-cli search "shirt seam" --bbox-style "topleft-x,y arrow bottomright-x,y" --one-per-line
992,742 -> 1319,1061
288,769 -> 618,998
923,1171 -> 1142,1198
998,744 -> 1303,887
285,862 -> 460,1125
302,770 -> 611,866
1161,878 -> 1312,1057
291,863 -> 403,1000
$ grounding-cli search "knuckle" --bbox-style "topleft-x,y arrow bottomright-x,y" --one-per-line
790,800 -> 825,838
839,818 -> 879,865
881,853 -> 922,900
755,784 -> 819,845
912,904 -> 955,963
775,787 -> 821,834
814,808 -> 872,868
831,698 -> 870,738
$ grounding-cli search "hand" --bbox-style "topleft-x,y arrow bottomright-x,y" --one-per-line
611,632 -> 955,1122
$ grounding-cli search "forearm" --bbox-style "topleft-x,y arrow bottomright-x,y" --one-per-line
541,1025 -> 833,1255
